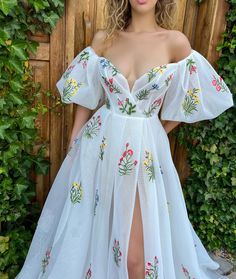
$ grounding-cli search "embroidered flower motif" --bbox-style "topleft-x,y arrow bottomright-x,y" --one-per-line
186,58 -> 197,75
77,50 -> 90,68
143,150 -> 155,181
101,76 -> 122,94
63,64 -> 75,79
181,264 -> 196,279
100,58 -> 120,76
99,136 -> 107,160
165,73 -> 174,86
105,96 -> 111,109
112,238 -> 122,267
85,263 -> 92,278
83,115 -> 101,139
93,189 -> 99,216
118,142 -> 138,175
135,83 -> 159,100
70,182 -> 83,204
118,97 -> 136,115
145,256 -> 159,279
62,78 -> 84,102
211,74 -> 227,92
182,88 -> 200,116
147,65 -> 167,82
143,97 -> 162,117
42,247 -> 52,274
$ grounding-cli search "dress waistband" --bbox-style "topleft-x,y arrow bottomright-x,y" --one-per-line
102,104 -> 159,120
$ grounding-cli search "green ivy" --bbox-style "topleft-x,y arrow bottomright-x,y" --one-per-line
176,0 -> 236,257
0,0 -> 64,278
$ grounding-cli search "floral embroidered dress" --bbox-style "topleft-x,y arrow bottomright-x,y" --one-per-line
16,46 -> 234,279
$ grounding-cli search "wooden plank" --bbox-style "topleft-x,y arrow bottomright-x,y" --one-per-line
29,43 -> 50,61
49,16 -> 65,186
30,60 -> 50,207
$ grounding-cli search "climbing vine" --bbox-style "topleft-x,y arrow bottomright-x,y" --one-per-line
0,1 -> 64,278
176,0 -> 236,257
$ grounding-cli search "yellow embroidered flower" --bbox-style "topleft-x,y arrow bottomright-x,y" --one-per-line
99,136 -> 107,160
72,182 -> 81,188
152,65 -> 167,75
182,88 -> 201,116
143,151 -> 155,181
187,89 -> 193,96
100,143 -> 107,148
68,78 -> 79,96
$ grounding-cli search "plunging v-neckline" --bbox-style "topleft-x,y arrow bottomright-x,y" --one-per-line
100,56 -> 168,93
87,46 -> 194,93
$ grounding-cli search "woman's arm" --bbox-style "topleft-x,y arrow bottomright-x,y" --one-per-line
67,105 -> 92,152
67,30 -> 106,152
161,120 -> 181,134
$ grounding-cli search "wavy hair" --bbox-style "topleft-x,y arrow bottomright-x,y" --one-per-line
102,0 -> 178,47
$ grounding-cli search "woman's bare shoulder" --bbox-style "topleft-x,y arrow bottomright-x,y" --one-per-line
91,29 -> 108,56
168,30 -> 192,62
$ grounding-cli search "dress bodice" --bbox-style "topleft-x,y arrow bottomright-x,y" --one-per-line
56,46 -> 234,122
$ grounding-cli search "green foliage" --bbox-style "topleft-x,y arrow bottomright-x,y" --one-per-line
176,0 -> 236,256
0,0 -> 64,278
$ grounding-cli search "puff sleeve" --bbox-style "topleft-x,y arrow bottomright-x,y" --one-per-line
160,50 -> 234,123
56,46 -> 105,110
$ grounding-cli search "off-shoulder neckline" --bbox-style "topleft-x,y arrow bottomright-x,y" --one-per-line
86,45 -> 195,67
85,45 -> 195,93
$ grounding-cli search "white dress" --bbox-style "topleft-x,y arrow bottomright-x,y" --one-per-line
16,46 -> 234,279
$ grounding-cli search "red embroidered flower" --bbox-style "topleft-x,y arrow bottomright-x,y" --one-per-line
118,142 -> 138,175
212,79 -> 217,86
82,61 -> 87,69
190,65 -> 197,74
118,99 -> 123,106
145,256 -> 159,279
85,264 -> 92,279
127,149 -> 133,156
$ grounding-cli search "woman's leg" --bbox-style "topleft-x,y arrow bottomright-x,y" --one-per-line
127,186 -> 145,279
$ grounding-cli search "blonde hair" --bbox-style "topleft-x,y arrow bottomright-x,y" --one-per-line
102,0 -> 178,47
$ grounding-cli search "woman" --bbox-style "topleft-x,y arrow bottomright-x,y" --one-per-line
16,0 -> 234,278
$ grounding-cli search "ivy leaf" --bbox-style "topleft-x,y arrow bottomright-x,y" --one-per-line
8,58 -> 24,75
35,158 -> 50,175
16,182 -> 29,196
28,0 -> 50,12
10,41 -> 28,60
0,28 -> 10,45
21,115 -> 35,129
0,98 -> 6,109
9,92 -> 24,105
0,0 -> 17,15
27,41 -> 39,55
51,0 -> 64,7
9,80 -> 23,92
42,11 -> 60,28
0,236 -> 9,253
0,123 -> 11,139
